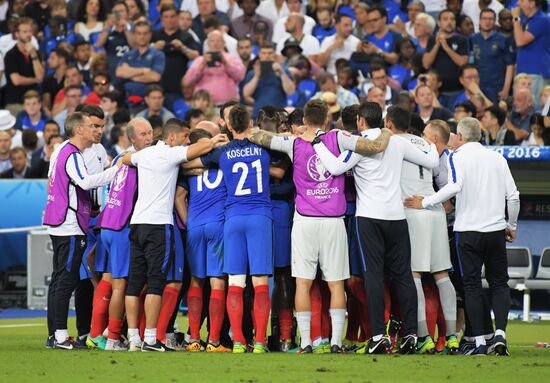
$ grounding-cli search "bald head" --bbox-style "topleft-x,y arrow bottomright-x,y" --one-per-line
207,29 -> 225,52
195,120 -> 220,136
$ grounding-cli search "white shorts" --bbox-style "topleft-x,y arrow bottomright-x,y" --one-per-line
405,208 -> 451,273
291,217 -> 350,281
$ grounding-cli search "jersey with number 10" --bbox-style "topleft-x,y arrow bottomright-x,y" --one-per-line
201,139 -> 272,219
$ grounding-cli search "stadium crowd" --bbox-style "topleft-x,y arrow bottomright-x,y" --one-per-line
0,0 -> 547,355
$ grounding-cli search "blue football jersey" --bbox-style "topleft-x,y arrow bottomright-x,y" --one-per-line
186,168 -> 227,228
201,139 -> 272,219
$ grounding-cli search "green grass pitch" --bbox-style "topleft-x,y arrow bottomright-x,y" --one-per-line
1,317 -> 549,382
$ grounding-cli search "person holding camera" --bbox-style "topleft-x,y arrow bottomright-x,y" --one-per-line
183,30 -> 246,106
152,4 -> 200,109
243,42 -> 296,118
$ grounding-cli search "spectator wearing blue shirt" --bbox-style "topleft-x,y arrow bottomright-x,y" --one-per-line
389,37 -> 416,87
312,6 -> 336,43
116,20 -> 165,109
363,6 -> 400,66
383,0 -> 409,24
172,79 -> 194,120
243,42 -> 295,118
512,0 -> 550,110
15,90 -> 48,134
471,9 -> 516,100
135,85 -> 176,124
452,64 -> 496,109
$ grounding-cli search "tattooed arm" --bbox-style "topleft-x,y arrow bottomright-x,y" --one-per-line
248,128 -> 296,159
337,128 -> 392,156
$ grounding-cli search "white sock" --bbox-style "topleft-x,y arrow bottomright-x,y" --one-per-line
435,277 -> 457,336
312,337 -> 323,347
128,328 -> 141,343
475,335 -> 486,347
414,278 -> 429,337
329,309 -> 346,347
78,333 -> 88,340
144,328 -> 157,345
55,329 -> 69,343
495,329 -> 506,339
296,311 -> 312,349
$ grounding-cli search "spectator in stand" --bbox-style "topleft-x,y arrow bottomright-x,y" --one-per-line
447,0 -> 463,16
0,130 -> 12,174
312,6 -> 335,43
237,37 -> 255,70
21,128 -> 39,160
505,87 -> 535,143
25,0 -> 50,34
454,100 -> 477,123
54,85 -> 83,130
152,4 -> 200,109
0,147 -> 29,179
191,90 -> 216,121
231,0 -> 273,41
42,47 -> 71,115
512,0 -> 550,111
27,133 -> 64,178
422,9 -> 468,98
179,10 -> 201,43
389,37 -> 416,87
52,66 -> 91,116
192,0 -> 231,43
413,12 -> 436,53
83,73 -> 111,105
312,71 -> 359,108
202,15 -> 238,56
366,86 -> 387,114
95,0 -> 134,84
457,14 -> 475,38
415,84 -> 453,123
353,3 -> 369,41
362,6 -> 400,66
4,17 -> 44,111
337,66 -> 360,97
74,0 -> 106,41
243,42 -> 295,118
107,123 -> 130,159
453,64 -> 495,108
116,20 -> 165,109
100,89 -> 124,133
276,13 -> 320,59
522,113 -> 546,146
30,120 -> 60,168
498,9 -> 513,36
126,0 -> 146,21
185,30 -> 246,106
286,54 -> 318,107
0,14 -> 40,58
461,0 -> 503,32
272,0 -> 315,43
256,0 -> 289,26
136,85 -> 176,123
74,41 -> 93,86
173,79 -> 194,120
15,91 -> 48,142
366,65 -> 398,106
482,105 -> 516,145
184,108 -> 206,128
318,14 -> 360,75
513,73 -> 532,92
471,9 -> 515,100
147,114 -> 164,138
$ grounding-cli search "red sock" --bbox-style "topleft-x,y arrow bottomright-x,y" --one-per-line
320,282 -> 331,339
253,285 -> 270,345
348,278 -> 371,339
187,286 -> 203,340
424,283 -> 439,339
208,289 -> 225,344
345,290 -> 359,342
278,308 -> 293,341
107,318 -> 123,341
138,290 -> 146,339
436,289 -> 446,341
310,281 -> 322,341
157,286 -> 180,342
90,280 -> 112,337
227,286 -> 245,344
384,282 -> 391,323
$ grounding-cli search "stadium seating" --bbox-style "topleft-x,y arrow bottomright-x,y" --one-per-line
522,248 -> 550,320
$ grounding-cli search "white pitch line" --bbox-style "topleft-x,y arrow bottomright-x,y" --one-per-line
0,323 -> 44,328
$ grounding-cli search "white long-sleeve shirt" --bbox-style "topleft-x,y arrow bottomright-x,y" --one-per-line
313,129 -> 439,220
422,142 -> 520,232
47,146 -> 119,236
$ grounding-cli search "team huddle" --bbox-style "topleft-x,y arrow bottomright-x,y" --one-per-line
43,98 -> 519,355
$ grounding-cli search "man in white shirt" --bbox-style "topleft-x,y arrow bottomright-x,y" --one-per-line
311,103 -> 439,355
272,0 -> 315,43
275,13 -> 320,58
406,117 -> 520,356
44,112 -> 120,350
318,14 -> 361,75
256,0 -> 289,27
121,122 -> 227,352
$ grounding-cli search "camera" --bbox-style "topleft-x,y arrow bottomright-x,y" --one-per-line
208,51 -> 222,67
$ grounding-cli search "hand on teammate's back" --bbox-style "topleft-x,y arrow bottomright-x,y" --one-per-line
404,195 -> 424,209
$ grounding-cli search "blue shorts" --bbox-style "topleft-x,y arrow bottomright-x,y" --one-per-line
272,200 -> 292,268
347,216 -> 363,276
102,227 -> 131,278
223,214 -> 273,276
166,228 -> 184,282
186,221 -> 224,278
80,217 -> 106,279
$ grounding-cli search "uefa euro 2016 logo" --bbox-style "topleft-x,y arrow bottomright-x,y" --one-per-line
307,154 -> 332,182
113,165 -> 128,192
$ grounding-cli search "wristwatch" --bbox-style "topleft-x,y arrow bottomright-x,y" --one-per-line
312,135 -> 323,145
513,17 -> 520,22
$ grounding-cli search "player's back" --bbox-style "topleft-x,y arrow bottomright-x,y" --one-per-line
399,133 -> 438,204
218,139 -> 272,218
187,168 -> 227,228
